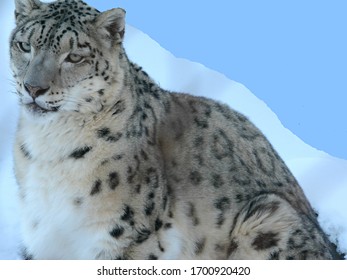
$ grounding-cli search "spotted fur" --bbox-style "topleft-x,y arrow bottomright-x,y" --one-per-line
11,0 -> 342,259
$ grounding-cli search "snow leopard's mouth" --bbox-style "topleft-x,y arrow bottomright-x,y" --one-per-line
25,102 -> 60,115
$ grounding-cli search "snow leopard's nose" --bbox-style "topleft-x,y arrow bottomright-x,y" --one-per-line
24,83 -> 50,99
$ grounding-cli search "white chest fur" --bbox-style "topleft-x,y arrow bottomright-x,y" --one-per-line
17,114 -> 126,259
21,155 -> 110,259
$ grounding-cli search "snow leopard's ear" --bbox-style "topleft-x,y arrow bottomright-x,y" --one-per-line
14,0 -> 42,24
95,8 -> 126,44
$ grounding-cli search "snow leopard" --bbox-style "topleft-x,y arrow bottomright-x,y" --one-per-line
10,0 -> 342,260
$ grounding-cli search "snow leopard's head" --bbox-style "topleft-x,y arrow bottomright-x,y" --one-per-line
10,0 -> 126,118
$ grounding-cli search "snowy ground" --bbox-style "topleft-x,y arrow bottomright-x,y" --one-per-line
1,7 -> 346,260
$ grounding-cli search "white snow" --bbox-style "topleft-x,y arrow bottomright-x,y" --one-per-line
0,4 -> 346,259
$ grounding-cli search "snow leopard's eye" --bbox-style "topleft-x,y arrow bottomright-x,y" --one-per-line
17,42 -> 31,53
65,53 -> 85,64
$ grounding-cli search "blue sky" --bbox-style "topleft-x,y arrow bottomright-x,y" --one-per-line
88,0 -> 347,160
